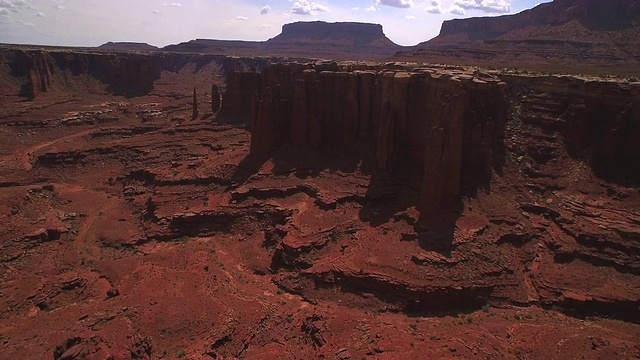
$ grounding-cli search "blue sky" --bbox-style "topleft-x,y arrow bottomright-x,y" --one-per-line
0,0 -> 550,47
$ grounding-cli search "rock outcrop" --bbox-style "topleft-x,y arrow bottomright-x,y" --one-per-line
224,62 -> 639,223
218,71 -> 261,125
211,84 -> 221,113
192,87 -> 198,119
25,52 -> 54,99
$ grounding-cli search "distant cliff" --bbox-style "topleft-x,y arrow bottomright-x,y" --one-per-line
98,42 -> 160,52
397,0 -> 640,73
435,0 -> 640,42
268,21 -> 398,48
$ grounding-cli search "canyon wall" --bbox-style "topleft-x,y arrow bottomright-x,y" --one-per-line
4,50 -> 163,98
0,49 -> 271,100
226,63 -> 640,222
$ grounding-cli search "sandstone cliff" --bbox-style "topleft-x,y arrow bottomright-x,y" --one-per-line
224,63 -> 639,224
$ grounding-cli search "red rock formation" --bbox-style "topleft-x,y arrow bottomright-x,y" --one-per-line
234,62 -> 637,224
250,86 -> 292,155
13,51 -> 56,100
218,71 -> 261,126
211,84 -> 221,114
502,74 -> 640,183
192,87 -> 199,119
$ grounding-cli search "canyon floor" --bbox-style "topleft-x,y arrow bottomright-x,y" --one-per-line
1,59 -> 639,360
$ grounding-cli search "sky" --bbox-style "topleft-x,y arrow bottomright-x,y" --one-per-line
0,0 -> 551,47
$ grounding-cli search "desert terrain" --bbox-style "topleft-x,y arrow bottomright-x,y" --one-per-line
1,0 -> 639,359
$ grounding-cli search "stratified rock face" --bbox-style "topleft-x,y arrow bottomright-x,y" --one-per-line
224,62 -> 639,223
192,87 -> 198,119
8,51 -> 55,99
398,0 -> 640,70
437,0 -> 640,41
502,74 -> 640,184
26,52 -> 54,99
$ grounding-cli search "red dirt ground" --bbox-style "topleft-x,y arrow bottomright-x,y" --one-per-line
1,59 -> 639,360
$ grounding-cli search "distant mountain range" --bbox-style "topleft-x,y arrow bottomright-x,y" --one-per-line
100,21 -> 400,60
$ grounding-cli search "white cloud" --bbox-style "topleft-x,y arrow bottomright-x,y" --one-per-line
235,15 -> 248,21
34,11 -> 44,17
453,0 -> 511,14
18,19 -> 35,27
0,0 -> 30,12
351,7 -> 359,11
169,2 -> 182,7
291,1 -> 329,16
54,5 -> 65,10
365,5 -> 378,12
405,15 -> 415,20
449,5 -> 465,14
426,5 -> 443,14
375,0 -> 413,8
260,5 -> 270,15
152,9 -> 159,14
